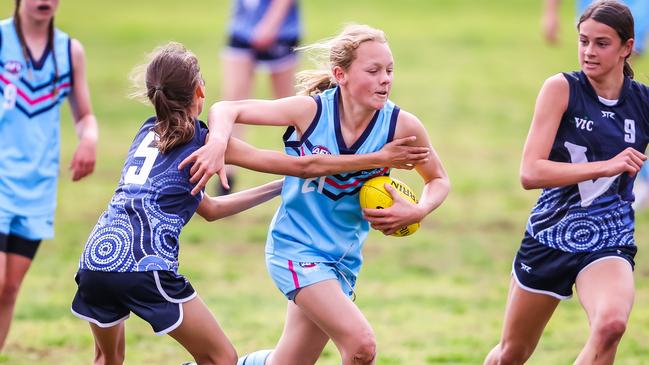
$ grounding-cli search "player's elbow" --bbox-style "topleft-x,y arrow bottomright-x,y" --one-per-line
520,171 -> 540,190
197,199 -> 226,221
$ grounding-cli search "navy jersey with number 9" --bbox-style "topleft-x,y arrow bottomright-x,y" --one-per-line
526,71 -> 649,252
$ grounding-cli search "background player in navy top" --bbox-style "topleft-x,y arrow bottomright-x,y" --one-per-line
542,0 -> 649,211
219,0 -> 302,195
184,25 -> 450,365
485,2 -> 649,364
0,0 -> 98,351
71,42 -> 429,365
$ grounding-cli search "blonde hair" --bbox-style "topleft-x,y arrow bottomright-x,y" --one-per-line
129,42 -> 202,153
296,24 -> 387,96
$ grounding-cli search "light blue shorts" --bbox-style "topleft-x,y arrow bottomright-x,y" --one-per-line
0,207 -> 54,240
266,253 -> 357,301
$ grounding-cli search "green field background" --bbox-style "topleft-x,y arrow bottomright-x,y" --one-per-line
1,1 -> 649,364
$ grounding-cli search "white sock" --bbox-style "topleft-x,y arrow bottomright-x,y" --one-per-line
237,349 -> 273,365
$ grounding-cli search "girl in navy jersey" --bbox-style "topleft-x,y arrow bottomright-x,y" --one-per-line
0,0 -> 98,351
183,24 -> 450,365
71,42 -> 428,365
485,2 -> 649,364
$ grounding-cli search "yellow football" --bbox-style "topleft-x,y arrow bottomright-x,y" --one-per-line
359,176 -> 420,237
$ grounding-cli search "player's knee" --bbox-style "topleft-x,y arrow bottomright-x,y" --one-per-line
93,351 -> 124,365
498,342 -> 533,365
592,316 -> 627,347
194,346 -> 237,365
0,279 -> 21,303
350,331 -> 376,364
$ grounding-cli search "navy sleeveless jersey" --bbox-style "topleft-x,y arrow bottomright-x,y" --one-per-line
79,117 -> 209,272
526,71 -> 649,252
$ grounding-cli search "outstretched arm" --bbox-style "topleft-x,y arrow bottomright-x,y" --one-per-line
179,96 -> 318,194
196,179 -> 283,221
363,111 -> 450,236
224,136 -> 430,178
519,74 -> 646,190
67,39 -> 98,182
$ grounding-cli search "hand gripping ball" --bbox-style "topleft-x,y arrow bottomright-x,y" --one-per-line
359,176 -> 420,237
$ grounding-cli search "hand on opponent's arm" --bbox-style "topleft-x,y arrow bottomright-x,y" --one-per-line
180,97 -> 316,195
224,135 -> 430,178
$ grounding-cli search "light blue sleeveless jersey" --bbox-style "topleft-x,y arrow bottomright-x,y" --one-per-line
0,18 -> 73,216
79,118 -> 209,273
525,72 -> 649,252
228,0 -> 301,42
267,87 -> 399,270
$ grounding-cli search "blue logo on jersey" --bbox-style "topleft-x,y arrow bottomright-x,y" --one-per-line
311,145 -> 331,155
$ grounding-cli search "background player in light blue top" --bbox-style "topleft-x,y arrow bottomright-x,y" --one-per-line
71,42 -> 430,365
485,2 -> 648,364
184,24 -> 450,365
219,0 -> 302,195
0,0 -> 98,351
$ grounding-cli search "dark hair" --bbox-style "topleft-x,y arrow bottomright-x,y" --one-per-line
14,0 -> 59,94
144,43 -> 202,154
578,0 -> 634,78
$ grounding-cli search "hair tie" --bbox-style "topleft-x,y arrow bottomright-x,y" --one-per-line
154,85 -> 164,91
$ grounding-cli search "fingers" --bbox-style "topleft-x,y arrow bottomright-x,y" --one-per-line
178,152 -> 196,171
362,208 -> 389,219
218,170 -> 230,191
70,157 -> 95,181
390,135 -> 417,146
369,222 -> 398,236
384,184 -> 405,201
190,174 -> 211,196
622,148 -> 646,175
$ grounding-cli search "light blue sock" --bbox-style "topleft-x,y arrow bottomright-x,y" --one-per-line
237,349 -> 273,365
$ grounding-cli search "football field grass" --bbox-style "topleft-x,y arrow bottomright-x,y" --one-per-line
1,0 -> 649,364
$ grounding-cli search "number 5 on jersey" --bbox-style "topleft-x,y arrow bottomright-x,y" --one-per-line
124,131 -> 159,185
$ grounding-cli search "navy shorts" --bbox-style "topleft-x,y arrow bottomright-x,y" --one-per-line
225,35 -> 299,71
0,233 -> 41,259
513,234 -> 636,299
71,270 -> 196,335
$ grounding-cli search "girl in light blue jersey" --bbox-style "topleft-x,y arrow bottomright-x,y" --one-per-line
485,2 -> 649,364
72,42 -> 428,365
184,24 -> 450,365
0,0 -> 98,351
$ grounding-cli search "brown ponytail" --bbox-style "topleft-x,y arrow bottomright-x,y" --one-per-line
140,43 -> 202,154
